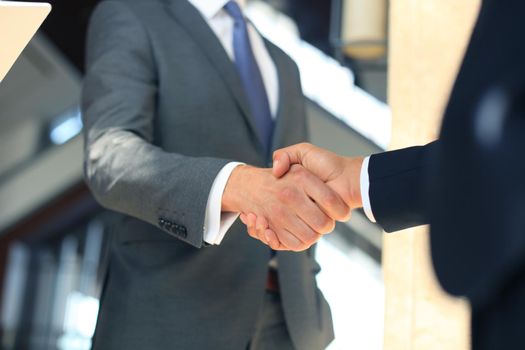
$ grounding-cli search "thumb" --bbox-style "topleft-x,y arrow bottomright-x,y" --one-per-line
272,143 -> 311,178
272,151 -> 292,178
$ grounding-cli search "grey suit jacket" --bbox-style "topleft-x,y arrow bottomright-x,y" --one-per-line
82,0 -> 334,349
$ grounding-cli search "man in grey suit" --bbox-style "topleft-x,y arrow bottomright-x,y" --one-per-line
82,0 -> 350,349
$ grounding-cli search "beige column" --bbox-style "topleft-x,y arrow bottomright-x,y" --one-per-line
384,1 -> 481,349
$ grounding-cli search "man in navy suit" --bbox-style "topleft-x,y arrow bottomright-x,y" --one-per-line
243,0 -> 525,348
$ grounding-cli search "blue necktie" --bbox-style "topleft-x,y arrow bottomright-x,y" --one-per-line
224,1 -> 274,154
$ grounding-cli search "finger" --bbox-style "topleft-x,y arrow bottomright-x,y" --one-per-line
341,210 -> 352,222
277,173 -> 338,234
246,213 -> 258,239
266,230 -> 291,251
247,213 -> 256,228
264,229 -> 282,250
239,213 -> 249,225
247,226 -> 258,240
272,143 -> 312,178
272,151 -> 292,178
255,215 -> 269,245
272,225 -> 305,252
273,209 -> 322,249
287,215 -> 323,248
289,190 -> 337,235
300,169 -> 351,222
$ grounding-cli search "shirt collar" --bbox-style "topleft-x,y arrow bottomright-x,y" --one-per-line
188,0 -> 246,20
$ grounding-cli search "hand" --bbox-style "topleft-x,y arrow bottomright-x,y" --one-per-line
222,164 -> 350,251
241,143 -> 364,243
239,212 -> 278,248
274,143 -> 364,209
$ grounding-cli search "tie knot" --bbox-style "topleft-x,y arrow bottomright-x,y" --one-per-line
224,1 -> 244,22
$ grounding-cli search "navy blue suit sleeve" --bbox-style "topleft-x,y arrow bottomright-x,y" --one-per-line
368,141 -> 438,233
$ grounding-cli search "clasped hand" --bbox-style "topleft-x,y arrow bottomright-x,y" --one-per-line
223,143 -> 363,252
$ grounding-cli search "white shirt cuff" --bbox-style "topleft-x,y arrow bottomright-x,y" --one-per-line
203,162 -> 244,245
360,156 -> 377,223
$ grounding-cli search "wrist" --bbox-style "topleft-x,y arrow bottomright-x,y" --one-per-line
344,156 -> 364,209
222,165 -> 260,213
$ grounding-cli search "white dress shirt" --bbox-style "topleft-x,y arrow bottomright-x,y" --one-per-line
188,0 -> 279,245
191,0 -> 378,234
360,156 -> 377,223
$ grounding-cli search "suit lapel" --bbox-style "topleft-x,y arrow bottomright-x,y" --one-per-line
164,0 -> 263,148
264,39 -> 298,152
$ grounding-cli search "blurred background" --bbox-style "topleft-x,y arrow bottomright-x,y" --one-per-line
0,0 -> 391,349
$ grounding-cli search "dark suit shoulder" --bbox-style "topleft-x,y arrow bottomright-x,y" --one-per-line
93,0 -> 164,21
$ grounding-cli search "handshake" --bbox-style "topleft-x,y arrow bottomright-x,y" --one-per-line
222,143 -> 364,251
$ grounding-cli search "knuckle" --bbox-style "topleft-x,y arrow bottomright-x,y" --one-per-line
315,216 -> 335,234
333,203 -> 351,221
289,164 -> 304,176
310,232 -> 323,245
326,220 -> 336,233
295,165 -> 307,177
304,235 -> 317,247
271,205 -> 287,221
303,241 -> 316,251
297,142 -> 312,151
278,187 -> 298,204
310,216 -> 325,233
295,243 -> 309,252
322,192 -> 340,210
291,244 -> 304,252
297,228 -> 318,246
284,236 -> 302,251
268,202 -> 282,216
341,207 -> 352,221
